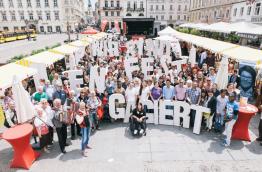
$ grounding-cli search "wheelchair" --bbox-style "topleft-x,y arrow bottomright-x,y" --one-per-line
129,116 -> 148,136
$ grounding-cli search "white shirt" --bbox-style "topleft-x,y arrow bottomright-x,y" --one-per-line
216,95 -> 228,116
125,87 -> 137,103
34,112 -> 48,128
134,86 -> 140,96
200,51 -> 207,64
43,106 -> 54,127
140,87 -> 150,102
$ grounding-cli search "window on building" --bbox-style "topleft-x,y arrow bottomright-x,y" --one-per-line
27,0 -> 31,7
105,0 -> 108,7
29,12 -> 33,20
162,5 -> 164,10
56,26 -> 61,32
54,0 -> 58,7
255,3 -> 261,15
127,1 -> 130,8
177,15 -> 180,20
150,5 -> 153,11
36,0 -> 40,7
17,0 -> 22,7
111,11 -> 114,16
226,9 -> 229,18
161,15 -> 164,20
156,5 -> 158,10
21,26 -> 26,30
65,0 -> 68,5
150,15 -> 153,18
185,5 -> 187,11
156,15 -> 158,20
117,1 -> 120,7
40,26 -> 44,32
214,11 -> 217,18
46,12 -> 51,20
140,1 -> 143,9
119,22 -> 121,28
45,0 -> 49,7
117,11 -> 120,16
11,12 -> 16,20
47,26 -> 52,32
14,26 -> 18,31
247,6 -> 251,15
240,7 -> 244,16
20,12 -> 24,20
170,5 -> 172,10
54,11 -> 59,20
105,11 -> 108,16
111,21 -> 114,28
233,8 -> 237,16
178,5 -> 181,11
169,15 -> 172,20
111,0 -> 114,7
9,0 -> 14,7
134,1 -> 137,9
3,27 -> 9,31
37,11 -> 42,20
0,0 -> 4,7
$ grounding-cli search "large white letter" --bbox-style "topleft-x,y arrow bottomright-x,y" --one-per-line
66,70 -> 83,92
191,105 -> 210,135
141,100 -> 154,124
124,102 -> 136,123
109,94 -> 126,119
173,101 -> 191,128
141,57 -> 154,80
159,100 -> 174,126
124,57 -> 139,80
89,67 -> 107,93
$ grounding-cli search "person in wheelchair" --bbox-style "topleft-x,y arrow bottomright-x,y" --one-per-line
130,103 -> 147,135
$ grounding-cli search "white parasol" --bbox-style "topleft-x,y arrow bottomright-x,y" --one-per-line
12,75 -> 36,123
215,57 -> 229,90
188,46 -> 196,66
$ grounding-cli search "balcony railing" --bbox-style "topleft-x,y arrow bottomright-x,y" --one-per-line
127,7 -> 144,12
103,6 -> 122,10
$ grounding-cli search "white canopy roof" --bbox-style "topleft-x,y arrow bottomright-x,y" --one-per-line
52,44 -> 80,55
237,26 -> 262,35
201,22 -> 231,33
24,51 -> 64,66
158,26 -> 179,36
154,35 -> 177,41
69,40 -> 90,47
228,22 -> 260,33
180,23 -> 209,29
0,63 -> 37,91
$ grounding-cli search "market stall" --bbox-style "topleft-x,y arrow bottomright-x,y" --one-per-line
0,63 -> 37,96
16,51 -> 65,85
52,44 -> 84,70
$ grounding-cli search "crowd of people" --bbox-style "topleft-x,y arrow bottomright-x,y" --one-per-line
2,35 -> 262,157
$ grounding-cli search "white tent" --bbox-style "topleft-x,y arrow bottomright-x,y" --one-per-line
12,75 -> 36,123
158,26 -> 179,36
0,63 -> 37,94
201,22 -> 231,33
237,26 -> 262,35
24,51 -> 64,66
228,22 -> 260,33
215,57 -> 229,90
154,35 -> 176,41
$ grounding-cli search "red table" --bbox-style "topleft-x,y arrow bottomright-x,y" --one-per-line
2,123 -> 40,169
232,104 -> 258,142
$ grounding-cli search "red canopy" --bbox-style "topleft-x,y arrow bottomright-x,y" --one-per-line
81,28 -> 99,34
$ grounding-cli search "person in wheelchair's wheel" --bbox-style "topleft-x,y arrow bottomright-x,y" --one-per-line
130,103 -> 146,136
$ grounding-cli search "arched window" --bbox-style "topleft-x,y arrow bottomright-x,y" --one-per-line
138,13 -> 144,16
126,13 -> 132,16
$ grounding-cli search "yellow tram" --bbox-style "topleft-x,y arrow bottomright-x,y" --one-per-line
0,29 -> 37,43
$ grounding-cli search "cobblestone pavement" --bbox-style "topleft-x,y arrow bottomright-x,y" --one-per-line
0,33 -> 78,64
0,113 -> 261,172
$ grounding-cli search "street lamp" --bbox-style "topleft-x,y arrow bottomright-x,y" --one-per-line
67,21 -> 71,42
75,23 -> 79,40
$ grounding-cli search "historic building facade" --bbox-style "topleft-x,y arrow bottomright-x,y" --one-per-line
0,0 -> 86,32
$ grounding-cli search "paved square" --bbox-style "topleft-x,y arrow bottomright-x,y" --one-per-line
1,114 -> 262,172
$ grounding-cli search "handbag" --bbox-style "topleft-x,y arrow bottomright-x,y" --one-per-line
40,124 -> 49,135
97,106 -> 104,120
76,114 -> 84,125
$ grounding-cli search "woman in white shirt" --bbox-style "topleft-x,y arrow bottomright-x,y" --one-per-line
125,82 -> 137,104
34,106 -> 50,153
139,81 -> 150,103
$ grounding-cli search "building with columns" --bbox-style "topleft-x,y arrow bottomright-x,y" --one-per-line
188,0 -> 245,23
0,0 -> 86,33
